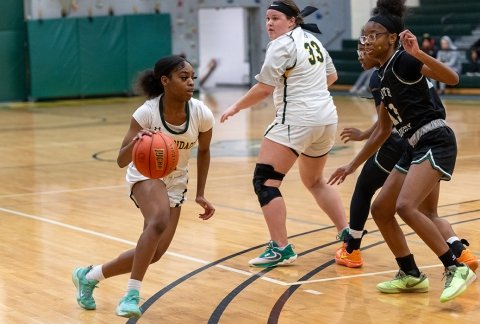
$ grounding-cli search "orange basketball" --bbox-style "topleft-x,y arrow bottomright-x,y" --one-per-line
132,132 -> 179,179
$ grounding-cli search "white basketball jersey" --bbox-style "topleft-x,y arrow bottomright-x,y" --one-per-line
126,95 -> 214,183
255,26 -> 338,126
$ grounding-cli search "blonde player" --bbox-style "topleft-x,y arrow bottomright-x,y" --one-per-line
221,0 -> 348,267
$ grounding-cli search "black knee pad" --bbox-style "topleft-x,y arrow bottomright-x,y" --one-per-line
253,163 -> 285,207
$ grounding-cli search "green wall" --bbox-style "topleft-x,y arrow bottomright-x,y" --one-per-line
28,19 -> 81,98
27,14 -> 172,100
0,0 -> 27,102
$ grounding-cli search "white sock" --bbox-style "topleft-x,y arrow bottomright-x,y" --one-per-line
446,236 -> 460,244
349,229 -> 364,239
127,279 -> 142,293
86,265 -> 105,282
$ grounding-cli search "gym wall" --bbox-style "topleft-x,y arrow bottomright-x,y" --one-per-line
0,1 -> 27,101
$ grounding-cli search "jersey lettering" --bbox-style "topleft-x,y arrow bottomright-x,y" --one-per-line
174,140 -> 197,150
385,103 -> 402,125
304,41 -> 324,65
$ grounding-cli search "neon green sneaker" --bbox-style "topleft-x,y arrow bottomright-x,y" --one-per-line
72,266 -> 99,310
116,289 -> 142,318
248,241 -> 297,268
376,270 -> 429,293
440,264 -> 477,303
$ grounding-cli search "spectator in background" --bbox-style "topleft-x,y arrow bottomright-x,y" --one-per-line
466,37 -> 480,75
420,33 -> 438,58
436,35 -> 462,94
349,66 -> 375,96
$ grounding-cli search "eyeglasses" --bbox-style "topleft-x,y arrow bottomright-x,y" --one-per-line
359,32 -> 388,45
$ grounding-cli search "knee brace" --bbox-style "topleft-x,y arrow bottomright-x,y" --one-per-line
253,163 -> 285,207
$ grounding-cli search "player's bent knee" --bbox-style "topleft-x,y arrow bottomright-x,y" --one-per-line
252,163 -> 285,207
147,217 -> 169,235
370,201 -> 385,222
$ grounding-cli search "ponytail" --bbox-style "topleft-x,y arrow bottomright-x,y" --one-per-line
134,55 -> 189,99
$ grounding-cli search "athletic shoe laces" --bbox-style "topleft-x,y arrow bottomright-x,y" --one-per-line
442,267 -> 456,287
82,280 -> 98,295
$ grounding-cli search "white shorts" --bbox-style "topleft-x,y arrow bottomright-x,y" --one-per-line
128,170 -> 188,208
264,123 -> 337,157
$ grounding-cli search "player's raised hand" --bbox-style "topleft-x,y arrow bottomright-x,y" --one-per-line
399,29 -> 420,56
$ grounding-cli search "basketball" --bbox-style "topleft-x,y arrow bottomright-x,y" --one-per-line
132,132 -> 179,179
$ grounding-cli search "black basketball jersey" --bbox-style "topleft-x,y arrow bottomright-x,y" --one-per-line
377,50 -> 446,138
369,69 -> 381,107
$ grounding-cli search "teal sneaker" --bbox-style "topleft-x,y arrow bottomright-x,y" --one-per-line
248,241 -> 297,268
336,228 -> 350,242
377,270 -> 429,293
116,289 -> 142,318
440,264 -> 477,303
72,266 -> 99,310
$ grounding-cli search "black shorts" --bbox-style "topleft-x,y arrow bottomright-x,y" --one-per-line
395,126 -> 457,181
374,131 -> 409,173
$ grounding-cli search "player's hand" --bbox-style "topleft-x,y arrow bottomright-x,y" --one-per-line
196,196 -> 215,220
133,129 -> 157,142
399,29 -> 420,56
328,164 -> 355,185
340,127 -> 364,143
220,105 -> 239,123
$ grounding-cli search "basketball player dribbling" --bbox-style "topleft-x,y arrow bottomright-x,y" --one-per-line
72,55 -> 215,318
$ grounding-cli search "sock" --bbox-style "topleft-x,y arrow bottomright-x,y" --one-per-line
447,239 -> 466,258
446,236 -> 460,245
396,254 -> 421,277
86,265 -> 105,282
127,279 -> 142,293
349,229 -> 364,239
346,229 -> 367,253
439,249 -> 461,268
346,238 -> 361,253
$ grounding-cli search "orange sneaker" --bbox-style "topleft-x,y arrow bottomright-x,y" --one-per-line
457,249 -> 478,272
335,245 -> 363,268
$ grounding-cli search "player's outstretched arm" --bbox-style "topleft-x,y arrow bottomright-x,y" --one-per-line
220,82 -> 274,123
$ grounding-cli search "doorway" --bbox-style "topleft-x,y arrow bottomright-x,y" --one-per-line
198,6 -> 262,88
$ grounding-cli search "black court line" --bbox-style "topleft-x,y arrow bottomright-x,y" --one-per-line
439,199 -> 480,207
207,212 -> 480,324
207,267 -> 274,324
207,240 -> 341,324
0,117 -> 108,132
206,237 -> 382,323
92,149 -> 120,163
267,215 -> 480,323
125,207 -> 480,323
125,225 -> 336,324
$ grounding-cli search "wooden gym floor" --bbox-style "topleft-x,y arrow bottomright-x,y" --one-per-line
0,88 -> 479,323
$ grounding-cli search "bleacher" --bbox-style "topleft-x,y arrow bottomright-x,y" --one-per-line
332,0 -> 480,94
